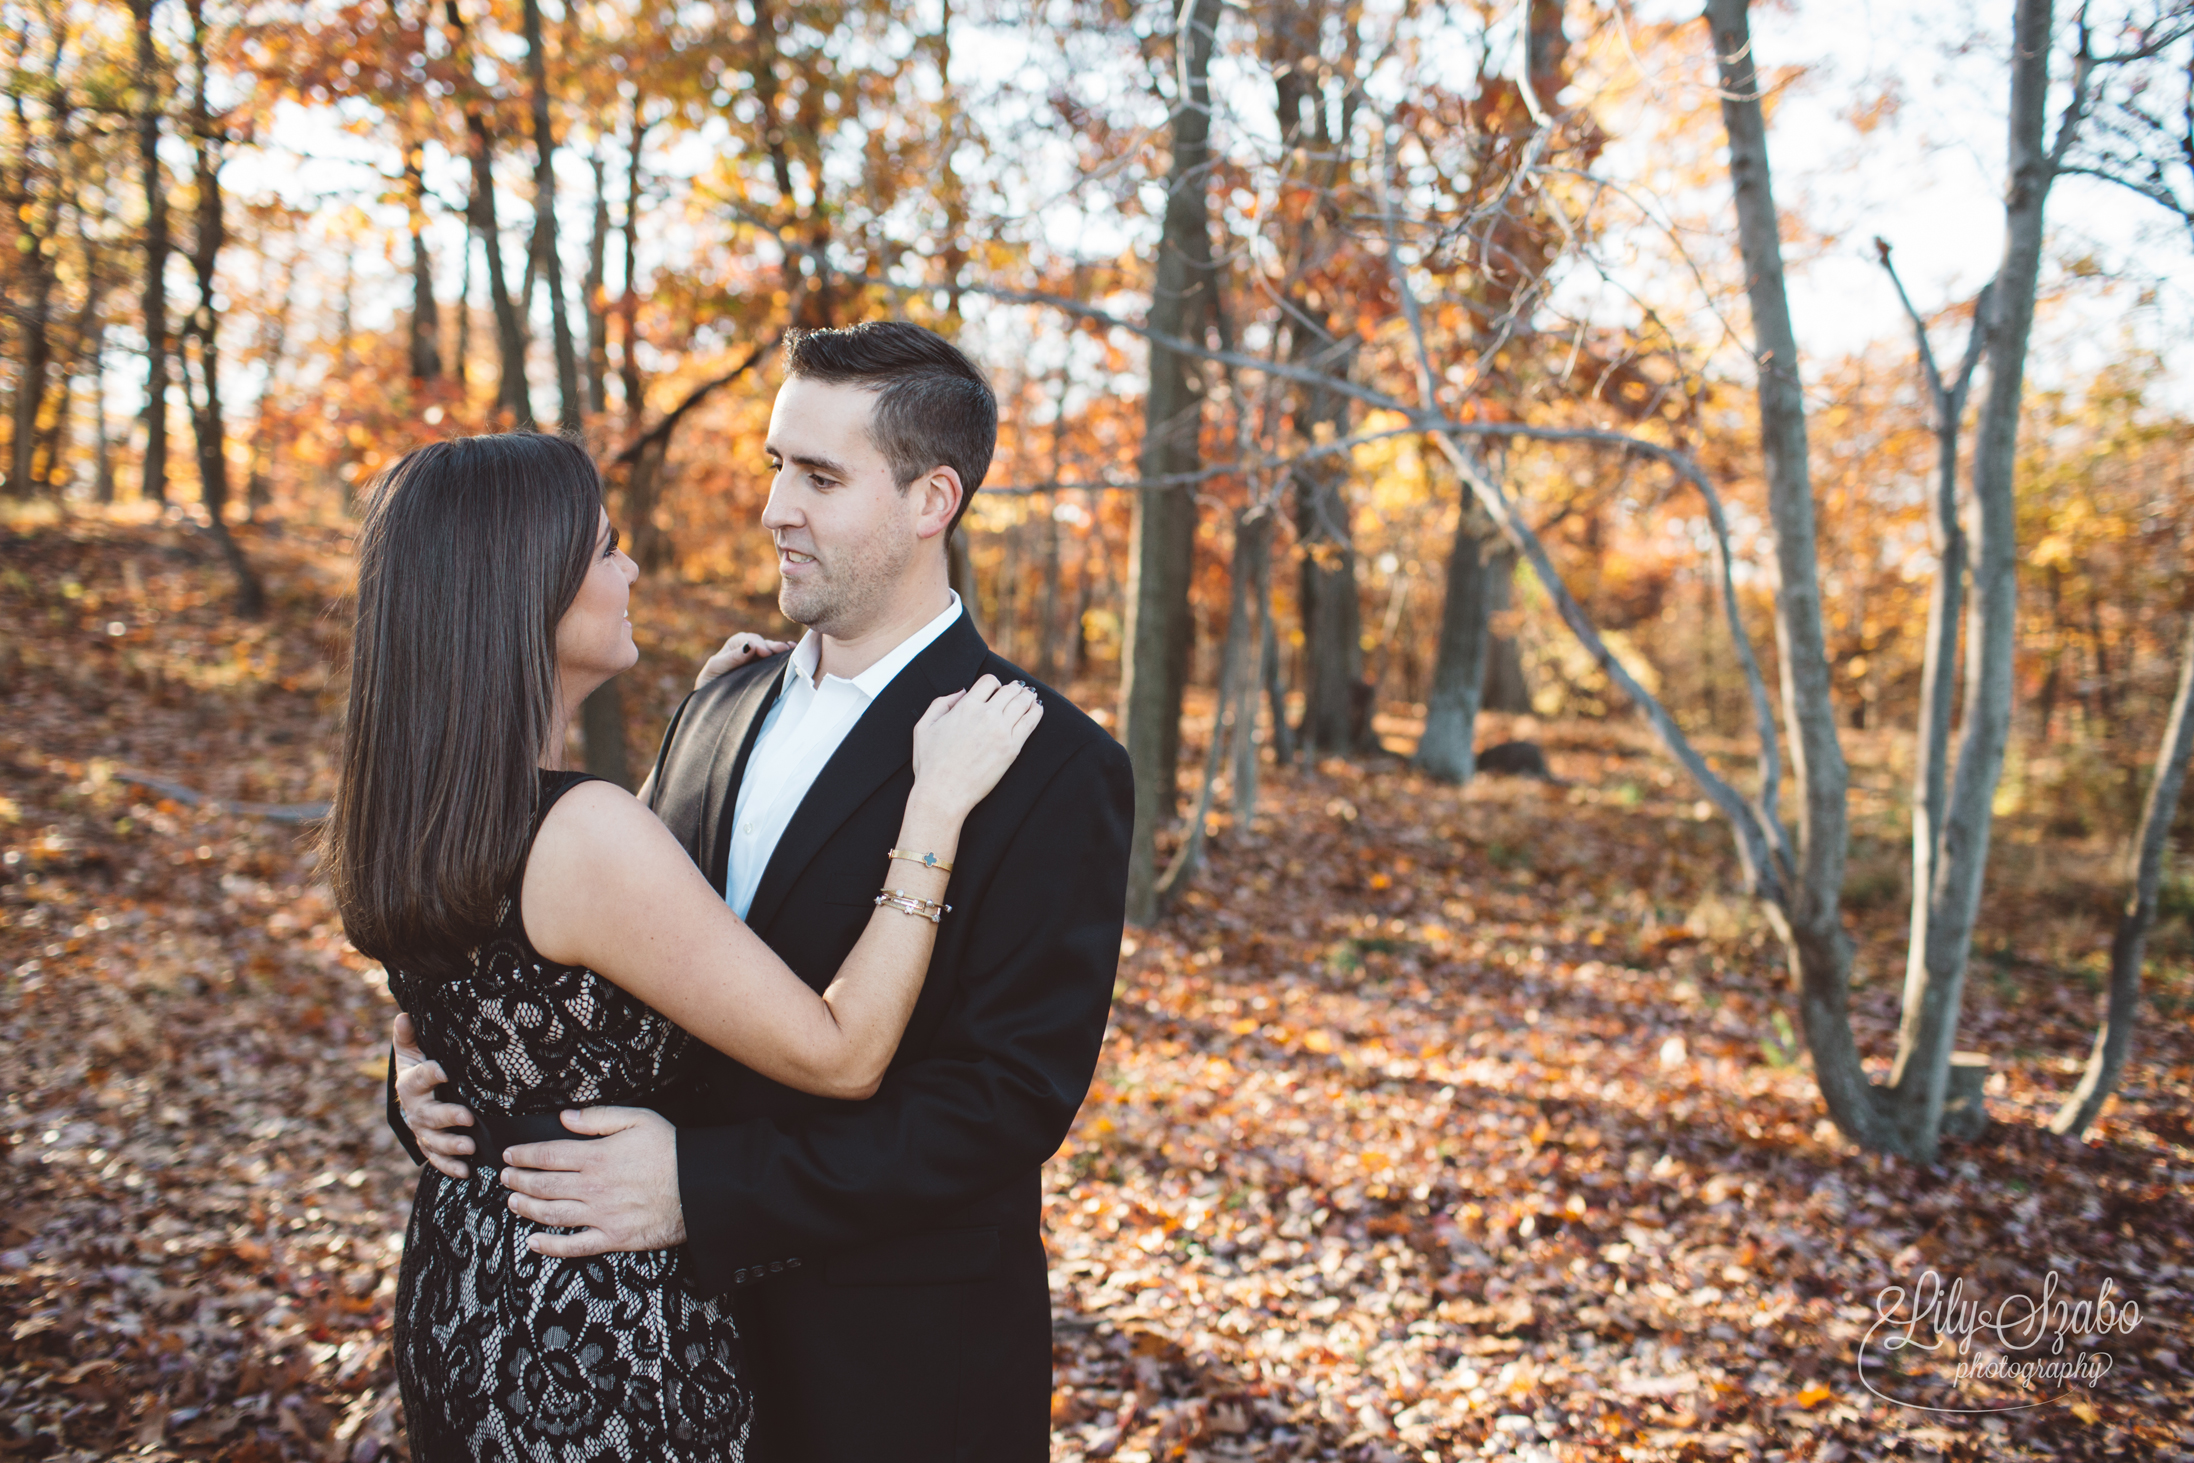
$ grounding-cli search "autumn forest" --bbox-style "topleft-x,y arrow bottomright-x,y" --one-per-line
4,0 -> 2194,1459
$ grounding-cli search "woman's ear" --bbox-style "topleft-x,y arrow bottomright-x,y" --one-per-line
911,466 -> 964,541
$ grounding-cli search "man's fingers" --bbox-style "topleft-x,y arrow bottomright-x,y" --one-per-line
392,1013 -> 421,1058
393,1059 -> 446,1104
415,1125 -> 475,1158
526,1226 -> 613,1259
497,1143 -> 594,1179
425,1153 -> 471,1181
413,1104 -> 474,1138
920,689 -> 968,725
554,1105 -> 650,1138
505,1191 -> 591,1228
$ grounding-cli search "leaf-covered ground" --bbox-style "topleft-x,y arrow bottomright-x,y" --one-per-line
3,510 -> 2190,1462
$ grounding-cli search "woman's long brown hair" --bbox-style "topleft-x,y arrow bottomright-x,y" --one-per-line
324,432 -> 601,974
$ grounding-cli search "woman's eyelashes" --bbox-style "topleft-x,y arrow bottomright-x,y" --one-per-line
602,527 -> 622,559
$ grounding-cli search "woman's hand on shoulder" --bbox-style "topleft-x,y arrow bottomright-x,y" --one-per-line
696,631 -> 794,690
908,674 -> 1044,819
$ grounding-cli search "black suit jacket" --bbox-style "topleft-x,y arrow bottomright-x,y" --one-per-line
640,612 -> 1132,1462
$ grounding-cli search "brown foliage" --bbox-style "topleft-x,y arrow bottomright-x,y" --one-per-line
3,514 -> 2191,1461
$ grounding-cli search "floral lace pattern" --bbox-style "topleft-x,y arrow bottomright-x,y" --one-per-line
389,772 -> 752,1462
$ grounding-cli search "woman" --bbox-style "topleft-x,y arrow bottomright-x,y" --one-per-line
324,433 -> 1039,1460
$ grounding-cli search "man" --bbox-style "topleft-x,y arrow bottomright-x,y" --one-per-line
388,321 -> 1133,1460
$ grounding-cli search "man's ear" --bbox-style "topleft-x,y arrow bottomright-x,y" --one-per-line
910,466 -> 964,541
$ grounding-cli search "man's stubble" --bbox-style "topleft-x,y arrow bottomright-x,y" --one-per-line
775,503 -> 919,642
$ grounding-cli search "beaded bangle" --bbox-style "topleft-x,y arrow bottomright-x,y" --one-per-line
875,889 -> 952,923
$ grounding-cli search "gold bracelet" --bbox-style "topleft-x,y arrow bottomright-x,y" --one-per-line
887,847 -> 954,874
874,889 -> 951,923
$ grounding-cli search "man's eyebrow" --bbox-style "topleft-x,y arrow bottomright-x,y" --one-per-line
770,445 -> 854,480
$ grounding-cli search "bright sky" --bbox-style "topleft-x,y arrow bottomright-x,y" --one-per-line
1725,0 -> 2192,401
197,2 -> 2193,426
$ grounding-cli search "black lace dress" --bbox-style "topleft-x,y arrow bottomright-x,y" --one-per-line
390,771 -> 752,1462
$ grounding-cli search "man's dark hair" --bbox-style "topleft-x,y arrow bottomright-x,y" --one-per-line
783,320 -> 997,535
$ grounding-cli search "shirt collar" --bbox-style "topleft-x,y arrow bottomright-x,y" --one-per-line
786,590 -> 963,700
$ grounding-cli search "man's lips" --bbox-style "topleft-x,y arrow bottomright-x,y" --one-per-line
780,548 -> 817,567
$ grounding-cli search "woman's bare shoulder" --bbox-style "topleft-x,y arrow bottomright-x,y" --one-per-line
529,777 -> 691,878
522,777 -> 715,962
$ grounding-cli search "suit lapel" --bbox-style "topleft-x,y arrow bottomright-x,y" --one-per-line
697,659 -> 790,889
744,615 -> 989,934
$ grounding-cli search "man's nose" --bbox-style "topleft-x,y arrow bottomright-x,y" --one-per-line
760,476 -> 798,531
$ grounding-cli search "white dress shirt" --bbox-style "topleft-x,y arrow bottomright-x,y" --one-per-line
723,592 -> 964,919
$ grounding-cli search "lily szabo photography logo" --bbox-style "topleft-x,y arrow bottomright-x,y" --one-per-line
1856,1268 -> 2143,1413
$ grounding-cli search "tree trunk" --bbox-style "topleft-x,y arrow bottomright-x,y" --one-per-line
246,248 -> 299,516
1416,494 -> 1496,783
1037,499 -> 1063,684
948,528 -> 982,638
2052,620 -> 2194,1136
1232,506 -> 1274,824
404,137 -> 442,382
609,340 -> 770,571
1120,0 -> 1218,925
33,342 -> 72,495
617,95 -> 647,427
1293,444 -> 1367,757
1263,590 -> 1295,770
0,26 -> 20,476
445,0 -> 528,426
583,148 -> 610,416
621,435 -> 670,568
521,0 -> 583,431
453,229 -> 472,388
133,0 -> 170,503
1481,550 -> 1533,713
1037,373 -> 1071,683
184,0 -> 262,617
994,520 -> 1018,661
7,243 -> 51,495
1156,505 -> 1261,909
1885,0 -> 2062,1158
1072,499 -> 1098,679
5,35 -> 62,498
91,319 -> 115,504
1269,0 -> 1368,758
1875,247 -> 1993,1151
1708,0 -> 1882,1149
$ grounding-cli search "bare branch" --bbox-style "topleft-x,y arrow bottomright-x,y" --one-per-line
1434,432 -> 1784,903
1365,157 -> 1792,900
607,339 -> 773,468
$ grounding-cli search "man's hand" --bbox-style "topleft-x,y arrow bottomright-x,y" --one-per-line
695,632 -> 793,690
499,1107 -> 685,1258
392,1013 -> 475,1180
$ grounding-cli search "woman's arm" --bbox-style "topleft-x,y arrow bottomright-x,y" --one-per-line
521,677 -> 1039,1101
